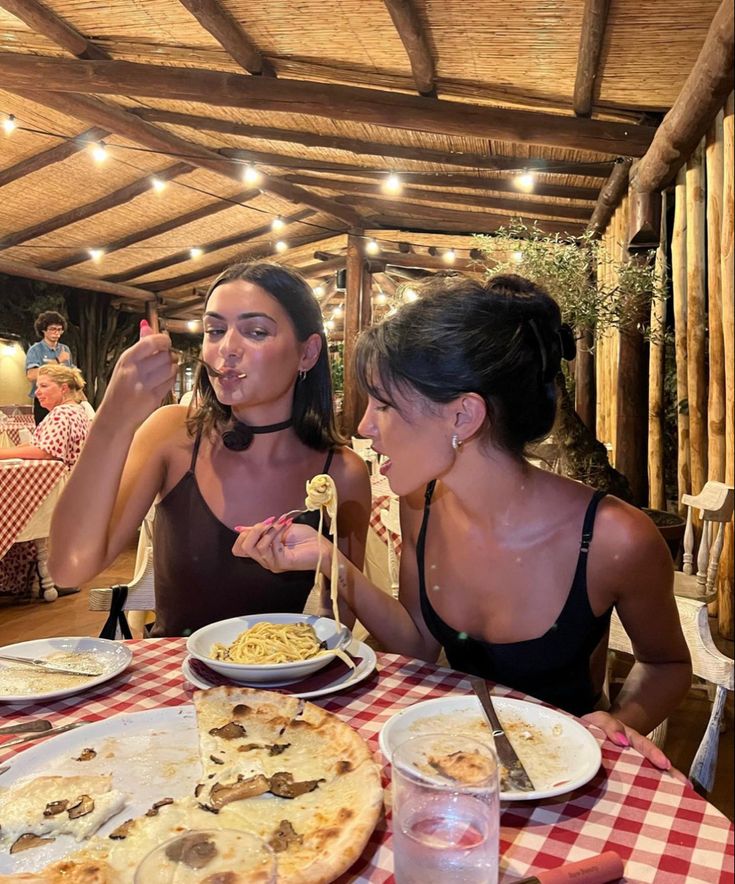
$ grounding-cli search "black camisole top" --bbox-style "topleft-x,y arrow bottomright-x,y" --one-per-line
151,433 -> 334,637
418,483 -> 612,716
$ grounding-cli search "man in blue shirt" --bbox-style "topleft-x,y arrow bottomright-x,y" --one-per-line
25,311 -> 75,425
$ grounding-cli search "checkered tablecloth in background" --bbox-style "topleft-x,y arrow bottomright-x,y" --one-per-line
370,474 -> 402,559
0,415 -> 35,446
0,460 -> 65,559
1,639 -> 732,883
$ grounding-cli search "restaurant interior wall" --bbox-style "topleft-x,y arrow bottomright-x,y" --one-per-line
0,337 -> 27,406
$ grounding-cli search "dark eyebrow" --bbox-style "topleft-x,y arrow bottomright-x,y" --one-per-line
203,311 -> 277,322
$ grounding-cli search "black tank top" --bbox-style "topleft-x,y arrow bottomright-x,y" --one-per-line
418,483 -> 612,716
151,434 -> 334,637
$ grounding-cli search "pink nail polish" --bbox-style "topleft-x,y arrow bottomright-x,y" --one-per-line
611,732 -> 630,748
233,525 -> 247,532
285,519 -> 294,527
140,319 -> 150,331
276,515 -> 287,524
263,516 -> 276,526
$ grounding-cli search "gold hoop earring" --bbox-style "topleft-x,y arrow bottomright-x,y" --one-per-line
451,434 -> 463,451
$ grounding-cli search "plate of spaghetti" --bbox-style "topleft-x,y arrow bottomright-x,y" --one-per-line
186,613 -> 353,684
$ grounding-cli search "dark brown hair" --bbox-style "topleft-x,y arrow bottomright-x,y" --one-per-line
34,311 -> 67,337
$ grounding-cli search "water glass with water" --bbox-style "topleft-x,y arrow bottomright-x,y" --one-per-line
391,733 -> 499,884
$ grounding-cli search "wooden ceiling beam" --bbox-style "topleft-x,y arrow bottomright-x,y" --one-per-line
586,157 -> 632,236
382,0 -> 435,96
0,54 -> 657,156
573,0 -> 611,117
283,171 -> 598,203
132,109 -> 616,177
0,255 -> 151,300
631,0 -> 734,191
370,213 -> 583,237
106,208 -> 314,282
0,0 -> 110,59
377,250 -> 475,271
161,295 -> 204,317
0,162 -> 192,249
297,256 -> 348,279
8,89 -> 366,228
176,0 -> 275,77
145,230 -> 340,292
0,126 -> 109,188
329,184 -> 592,220
43,188 -> 259,271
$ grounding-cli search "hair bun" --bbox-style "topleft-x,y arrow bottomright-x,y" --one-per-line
558,324 -> 576,361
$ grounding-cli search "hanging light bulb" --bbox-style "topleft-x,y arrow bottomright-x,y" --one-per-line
187,320 -> 201,332
91,141 -> 108,163
443,249 -> 456,264
332,305 -> 343,318
383,172 -> 403,194
325,319 -> 335,331
404,288 -> 418,302
271,216 -> 285,232
365,238 -> 380,256
375,292 -> 388,305
2,114 -> 17,135
189,247 -> 204,260
313,284 -> 326,298
275,240 -> 288,253
243,164 -> 262,184
88,248 -> 104,262
151,176 -> 167,193
512,250 -> 524,263
515,171 -> 535,192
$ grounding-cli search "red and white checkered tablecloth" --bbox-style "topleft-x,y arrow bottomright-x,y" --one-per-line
1,640 -> 732,883
0,460 -> 65,558
0,415 -> 35,446
370,494 -> 402,558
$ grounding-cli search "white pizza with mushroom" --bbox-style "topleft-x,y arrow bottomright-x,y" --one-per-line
0,687 -> 383,883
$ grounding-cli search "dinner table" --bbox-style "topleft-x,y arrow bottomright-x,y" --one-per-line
0,413 -> 35,447
1,639 -> 732,883
0,459 -> 67,601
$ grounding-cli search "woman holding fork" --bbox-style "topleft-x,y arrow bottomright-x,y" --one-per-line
49,262 -> 370,636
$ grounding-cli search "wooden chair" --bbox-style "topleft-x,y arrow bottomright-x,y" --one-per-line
89,511 -> 155,639
677,482 -> 734,603
351,435 -> 378,475
379,495 -> 401,599
608,597 -> 734,796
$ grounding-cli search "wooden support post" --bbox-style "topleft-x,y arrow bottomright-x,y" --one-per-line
616,192 -> 651,506
342,233 -> 366,437
719,93 -> 734,638
573,0 -> 611,117
586,158 -> 632,236
686,142 -> 708,498
706,112 -> 726,483
648,195 -> 667,510
672,168 -> 691,513
574,326 -> 596,432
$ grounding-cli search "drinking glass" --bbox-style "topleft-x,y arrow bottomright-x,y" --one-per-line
133,828 -> 276,883
391,733 -> 499,884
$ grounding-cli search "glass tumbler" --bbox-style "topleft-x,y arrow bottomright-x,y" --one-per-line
391,733 -> 499,884
133,828 -> 276,883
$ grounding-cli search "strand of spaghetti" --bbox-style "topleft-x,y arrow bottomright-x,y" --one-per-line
211,622 -> 326,664
305,474 -> 341,630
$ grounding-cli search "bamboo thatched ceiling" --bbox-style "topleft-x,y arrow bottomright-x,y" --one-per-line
0,0 -> 725,313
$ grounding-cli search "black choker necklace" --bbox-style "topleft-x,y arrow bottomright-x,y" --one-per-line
222,418 -> 293,451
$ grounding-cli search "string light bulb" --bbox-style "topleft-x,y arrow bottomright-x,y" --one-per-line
88,248 -> 104,262
512,250 -> 524,263
2,114 -> 16,135
443,249 -> 456,264
243,164 -> 262,184
91,141 -> 108,163
187,320 -> 201,332
324,319 -> 335,331
332,305 -> 343,318
383,172 -> 403,195
375,292 -> 388,305
275,240 -> 288,253
404,288 -> 418,302
313,284 -> 326,298
151,176 -> 167,193
365,238 -> 380,256
271,216 -> 285,232
515,171 -> 535,192
189,247 -> 204,260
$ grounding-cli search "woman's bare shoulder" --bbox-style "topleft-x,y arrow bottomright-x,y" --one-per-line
132,404 -> 192,454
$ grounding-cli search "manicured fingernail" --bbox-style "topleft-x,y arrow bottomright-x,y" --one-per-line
276,515 -> 288,524
263,516 -> 276,526
611,733 -> 630,747
140,319 -> 150,331
233,525 -> 247,532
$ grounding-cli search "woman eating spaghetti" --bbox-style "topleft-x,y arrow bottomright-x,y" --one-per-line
234,274 -> 692,775
49,262 -> 370,636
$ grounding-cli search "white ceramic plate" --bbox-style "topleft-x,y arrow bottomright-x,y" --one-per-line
186,613 -> 352,684
182,640 -> 378,700
0,706 -> 197,874
0,637 -> 133,704
379,694 -> 602,801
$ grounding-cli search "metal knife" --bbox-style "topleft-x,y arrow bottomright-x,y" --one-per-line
0,654 -> 102,677
0,722 -> 86,749
470,677 -> 535,793
0,720 -> 52,736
